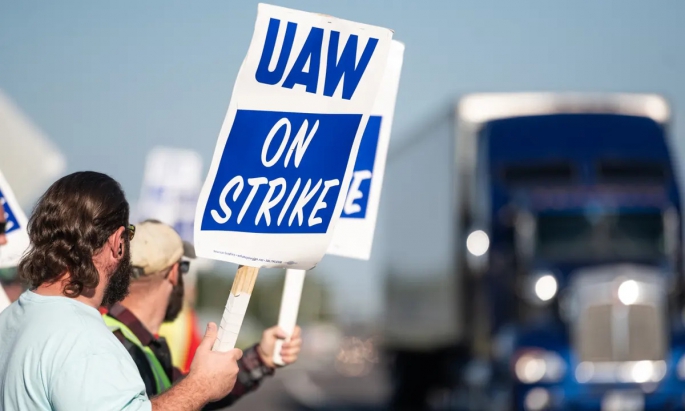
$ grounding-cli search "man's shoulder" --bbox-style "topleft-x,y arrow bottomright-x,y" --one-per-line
46,302 -> 115,340
14,297 -> 127,357
0,295 -> 145,407
42,319 -> 127,368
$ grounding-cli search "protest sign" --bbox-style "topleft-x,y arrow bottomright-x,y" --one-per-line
327,40 -> 405,260
0,167 -> 30,312
273,40 -> 404,364
194,4 -> 393,351
137,147 -> 204,244
0,169 -> 29,270
136,145 -> 214,288
194,4 -> 393,269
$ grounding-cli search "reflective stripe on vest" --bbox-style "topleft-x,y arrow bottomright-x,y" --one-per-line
102,314 -> 172,393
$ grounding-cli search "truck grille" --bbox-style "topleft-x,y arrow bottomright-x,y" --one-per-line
569,265 -> 667,382
577,303 -> 664,362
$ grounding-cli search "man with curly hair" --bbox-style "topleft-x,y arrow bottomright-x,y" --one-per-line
0,171 -> 243,411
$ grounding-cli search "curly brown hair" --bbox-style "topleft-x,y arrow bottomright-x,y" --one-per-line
19,171 -> 130,297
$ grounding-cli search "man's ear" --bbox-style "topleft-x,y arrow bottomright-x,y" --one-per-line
107,226 -> 126,260
168,263 -> 180,286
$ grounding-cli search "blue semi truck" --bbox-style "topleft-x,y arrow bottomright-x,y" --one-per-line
382,93 -> 685,410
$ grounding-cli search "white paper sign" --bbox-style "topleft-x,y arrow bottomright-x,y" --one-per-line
194,4 -> 393,269
137,147 -> 204,244
327,40 -> 404,260
0,169 -> 30,269
136,146 -> 215,277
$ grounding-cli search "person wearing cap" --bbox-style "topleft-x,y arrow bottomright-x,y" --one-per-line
103,220 -> 302,409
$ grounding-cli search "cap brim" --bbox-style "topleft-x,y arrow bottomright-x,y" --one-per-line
183,241 -> 196,259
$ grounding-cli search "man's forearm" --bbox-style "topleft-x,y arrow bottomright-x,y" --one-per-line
151,375 -> 207,411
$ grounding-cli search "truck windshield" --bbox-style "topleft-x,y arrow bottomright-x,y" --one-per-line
535,212 -> 665,262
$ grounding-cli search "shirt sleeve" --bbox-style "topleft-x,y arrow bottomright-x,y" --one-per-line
50,351 -> 152,411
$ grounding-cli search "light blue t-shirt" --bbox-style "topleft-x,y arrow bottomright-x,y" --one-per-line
0,291 -> 152,411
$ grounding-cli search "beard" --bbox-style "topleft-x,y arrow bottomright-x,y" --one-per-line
102,239 -> 132,307
163,270 -> 184,323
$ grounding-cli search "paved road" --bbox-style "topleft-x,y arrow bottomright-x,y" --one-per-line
229,363 -> 391,411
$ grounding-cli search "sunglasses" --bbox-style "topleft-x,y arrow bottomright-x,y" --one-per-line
126,224 -> 136,241
178,260 -> 190,274
0,221 -> 6,235
131,260 -> 190,280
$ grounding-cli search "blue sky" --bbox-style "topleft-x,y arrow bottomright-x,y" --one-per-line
2,1 -> 685,320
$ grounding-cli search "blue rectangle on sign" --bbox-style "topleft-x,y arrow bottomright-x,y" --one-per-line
202,109 -> 362,234
0,189 -> 20,234
341,115 -> 382,219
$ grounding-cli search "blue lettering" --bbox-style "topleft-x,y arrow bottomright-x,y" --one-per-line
255,18 -> 297,85
0,191 -> 20,234
254,19 -> 379,100
202,110 -> 362,234
341,116 -> 382,218
324,32 -> 378,100
282,27 -> 323,93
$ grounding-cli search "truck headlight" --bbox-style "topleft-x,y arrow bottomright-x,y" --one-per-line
534,274 -> 558,302
466,230 -> 489,257
514,350 -> 566,384
524,271 -> 558,305
618,280 -> 640,305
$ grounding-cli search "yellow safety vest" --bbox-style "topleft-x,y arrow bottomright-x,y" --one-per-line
102,314 -> 172,394
158,302 -> 198,373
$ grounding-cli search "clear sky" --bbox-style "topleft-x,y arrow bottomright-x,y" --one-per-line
2,1 -> 685,320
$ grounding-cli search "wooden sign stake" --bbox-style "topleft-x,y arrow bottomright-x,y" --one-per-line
213,265 -> 259,352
